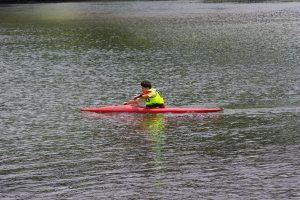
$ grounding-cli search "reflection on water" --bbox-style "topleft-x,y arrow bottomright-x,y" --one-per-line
138,114 -> 166,169
81,112 -> 223,172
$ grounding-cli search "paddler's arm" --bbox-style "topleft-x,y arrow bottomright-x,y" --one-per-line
123,94 -> 149,105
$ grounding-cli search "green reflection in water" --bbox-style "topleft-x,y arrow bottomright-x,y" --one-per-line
0,4 -> 155,51
139,114 -> 166,167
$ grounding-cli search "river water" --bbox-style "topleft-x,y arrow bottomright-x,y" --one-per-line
1,1 -> 300,199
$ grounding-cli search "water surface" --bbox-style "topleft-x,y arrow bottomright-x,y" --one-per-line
1,2 -> 300,199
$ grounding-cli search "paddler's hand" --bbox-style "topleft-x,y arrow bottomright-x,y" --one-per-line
123,102 -> 128,105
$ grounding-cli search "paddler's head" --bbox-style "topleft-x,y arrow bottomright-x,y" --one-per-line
141,80 -> 151,93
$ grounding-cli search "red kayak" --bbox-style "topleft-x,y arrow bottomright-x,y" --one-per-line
80,105 -> 223,113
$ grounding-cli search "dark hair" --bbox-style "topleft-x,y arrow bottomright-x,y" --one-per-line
141,80 -> 151,88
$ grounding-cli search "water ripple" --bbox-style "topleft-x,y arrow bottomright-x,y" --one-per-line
1,2 -> 300,199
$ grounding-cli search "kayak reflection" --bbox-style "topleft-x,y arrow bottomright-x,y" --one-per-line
82,112 -> 167,169
81,112 -> 223,170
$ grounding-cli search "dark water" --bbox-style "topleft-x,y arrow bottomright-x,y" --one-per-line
1,2 -> 300,199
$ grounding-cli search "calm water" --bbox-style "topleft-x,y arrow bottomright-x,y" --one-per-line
1,1 -> 300,199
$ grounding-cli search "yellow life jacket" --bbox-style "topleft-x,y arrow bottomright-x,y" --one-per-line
145,88 -> 164,106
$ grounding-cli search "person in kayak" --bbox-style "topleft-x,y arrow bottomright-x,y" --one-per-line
123,80 -> 165,108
